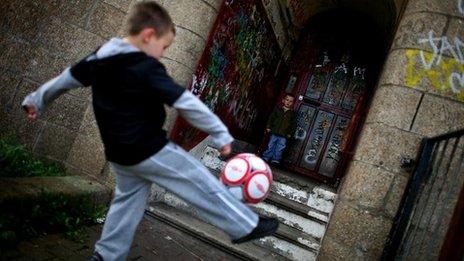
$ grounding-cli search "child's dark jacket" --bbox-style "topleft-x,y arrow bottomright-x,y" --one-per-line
267,107 -> 296,137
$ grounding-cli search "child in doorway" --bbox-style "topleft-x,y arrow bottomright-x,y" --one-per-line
22,2 -> 278,260
262,94 -> 296,165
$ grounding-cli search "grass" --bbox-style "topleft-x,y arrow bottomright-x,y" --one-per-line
0,136 -> 66,177
0,192 -> 107,247
0,137 -> 108,247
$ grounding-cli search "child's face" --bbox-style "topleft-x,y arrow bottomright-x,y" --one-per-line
283,95 -> 294,108
142,29 -> 175,59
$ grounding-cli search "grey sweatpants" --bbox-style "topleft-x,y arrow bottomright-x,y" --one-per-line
94,142 -> 259,261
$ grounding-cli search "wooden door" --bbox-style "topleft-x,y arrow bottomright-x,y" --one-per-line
283,47 -> 368,185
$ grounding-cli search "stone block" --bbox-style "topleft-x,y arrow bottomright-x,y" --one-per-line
162,0 -> 217,39
446,17 -> 464,40
34,123 -> 77,162
202,0 -> 223,11
13,80 -> 88,132
0,109 -> 44,150
324,200 -> 393,257
384,174 -> 409,218
163,106 -> 179,134
354,123 -> 422,174
43,94 -> 88,132
100,163 -> 116,188
160,58 -> 193,86
163,26 -> 206,71
411,94 -> 464,137
0,1 -> 49,41
39,16 -> 104,62
404,0 -> 463,18
25,47 -> 69,83
366,84 -> 422,130
67,134 -> 106,177
0,70 -> 21,110
318,235 -> 364,261
78,104 -> 100,138
103,0 -> 132,12
39,0 -> 96,27
378,49 -> 408,87
339,160 -> 395,209
0,32 -> 33,74
392,12 -> 447,52
88,2 -> 127,39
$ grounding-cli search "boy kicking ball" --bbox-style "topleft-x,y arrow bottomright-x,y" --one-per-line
22,2 -> 278,260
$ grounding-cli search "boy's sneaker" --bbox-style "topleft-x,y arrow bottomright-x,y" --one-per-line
88,252 -> 103,261
232,217 -> 279,244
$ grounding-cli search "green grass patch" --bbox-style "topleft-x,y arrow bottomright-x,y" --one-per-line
0,137 -> 66,177
0,192 -> 107,248
0,137 -> 108,247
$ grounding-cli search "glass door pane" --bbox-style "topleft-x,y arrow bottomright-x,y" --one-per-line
284,104 -> 317,164
299,110 -> 335,170
342,67 -> 366,110
305,68 -> 329,100
323,66 -> 349,106
319,116 -> 350,177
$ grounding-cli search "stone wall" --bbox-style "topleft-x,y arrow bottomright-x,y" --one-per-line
0,0 -> 222,187
318,0 -> 464,259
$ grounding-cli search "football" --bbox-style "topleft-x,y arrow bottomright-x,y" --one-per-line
220,153 -> 273,204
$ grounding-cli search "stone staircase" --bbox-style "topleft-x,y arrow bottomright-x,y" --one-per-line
148,139 -> 337,260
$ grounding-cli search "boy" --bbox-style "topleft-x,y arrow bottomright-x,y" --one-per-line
262,94 -> 296,165
22,2 -> 278,260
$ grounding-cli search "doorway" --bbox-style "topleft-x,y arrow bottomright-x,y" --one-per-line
279,9 -> 387,185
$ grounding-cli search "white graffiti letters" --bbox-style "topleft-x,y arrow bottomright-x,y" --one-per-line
450,72 -> 464,93
418,31 -> 464,69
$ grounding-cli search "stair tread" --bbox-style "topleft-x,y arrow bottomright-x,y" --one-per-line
265,192 -> 329,223
147,202 -> 288,261
207,166 -> 330,223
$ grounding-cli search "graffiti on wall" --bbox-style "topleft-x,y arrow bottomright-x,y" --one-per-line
459,0 -> 464,14
405,30 -> 464,100
171,0 -> 281,149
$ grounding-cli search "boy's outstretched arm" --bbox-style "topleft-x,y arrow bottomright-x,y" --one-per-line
146,61 -> 233,156
22,67 -> 85,120
172,91 -> 233,156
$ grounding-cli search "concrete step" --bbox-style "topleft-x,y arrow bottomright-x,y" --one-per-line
147,202 -> 287,261
252,202 -> 326,241
271,180 -> 336,221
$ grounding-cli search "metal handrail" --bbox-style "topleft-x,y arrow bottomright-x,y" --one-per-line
382,128 -> 464,260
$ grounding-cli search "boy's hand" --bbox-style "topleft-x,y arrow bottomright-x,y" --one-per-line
23,105 -> 38,120
220,143 -> 232,157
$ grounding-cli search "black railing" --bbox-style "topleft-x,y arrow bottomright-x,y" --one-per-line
382,129 -> 464,260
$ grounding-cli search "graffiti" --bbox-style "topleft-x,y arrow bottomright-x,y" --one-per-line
459,0 -> 464,14
417,31 -> 464,69
303,112 -> 333,167
406,49 -> 464,99
450,72 -> 464,93
405,29 -> 464,100
171,0 -> 281,148
353,67 -> 366,79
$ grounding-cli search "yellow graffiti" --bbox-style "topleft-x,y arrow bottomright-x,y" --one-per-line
406,49 -> 464,101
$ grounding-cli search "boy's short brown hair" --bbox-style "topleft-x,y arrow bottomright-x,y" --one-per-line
127,1 -> 175,36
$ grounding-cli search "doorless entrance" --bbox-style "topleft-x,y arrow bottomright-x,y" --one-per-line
281,9 -> 386,185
